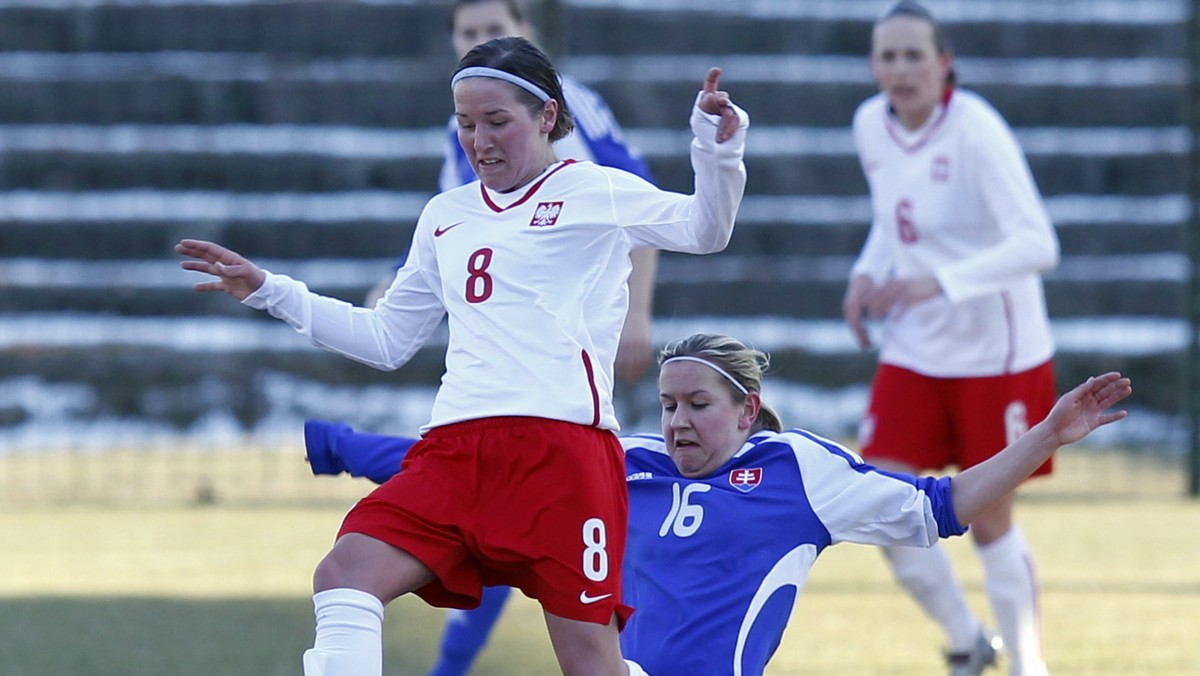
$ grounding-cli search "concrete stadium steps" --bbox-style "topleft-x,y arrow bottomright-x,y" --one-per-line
0,0 -> 1190,442
0,77 -> 458,127
653,277 -> 1183,320
1,270 -> 1182,320
976,85 -> 1185,129
719,222 -> 1183,260
0,2 -> 448,56
0,338 -> 1179,431
650,153 -> 1183,198
0,146 -> 1179,197
0,150 -> 444,192
587,82 -> 1185,130
0,344 -> 450,429
3,288 -> 269,319
0,74 -> 1181,128
0,216 -> 1182,261
0,2 -> 1178,60
0,219 -> 414,260
564,8 -> 1185,60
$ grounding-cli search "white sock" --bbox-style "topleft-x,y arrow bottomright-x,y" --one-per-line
302,588 -> 386,676
977,528 -> 1049,676
884,543 -> 982,652
625,658 -> 650,675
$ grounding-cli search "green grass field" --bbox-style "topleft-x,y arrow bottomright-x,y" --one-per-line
1,449 -> 1197,674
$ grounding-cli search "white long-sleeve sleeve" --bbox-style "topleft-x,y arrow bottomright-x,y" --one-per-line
243,261 -> 445,372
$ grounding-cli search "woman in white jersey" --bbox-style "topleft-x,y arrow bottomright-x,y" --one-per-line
177,37 -> 747,676
842,3 -> 1059,675
305,334 -> 1130,675
356,6 -> 663,670
367,0 -> 660,385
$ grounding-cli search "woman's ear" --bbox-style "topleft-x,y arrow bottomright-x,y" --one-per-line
938,50 -> 954,81
541,100 -> 559,134
739,392 -> 762,430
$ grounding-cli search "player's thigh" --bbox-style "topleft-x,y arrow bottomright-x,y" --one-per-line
314,532 -> 437,601
336,429 -> 490,609
543,610 -> 624,676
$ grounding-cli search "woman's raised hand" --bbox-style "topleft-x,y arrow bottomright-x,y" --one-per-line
698,67 -> 741,143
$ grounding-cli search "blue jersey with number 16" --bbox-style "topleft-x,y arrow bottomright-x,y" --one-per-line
619,430 -> 965,676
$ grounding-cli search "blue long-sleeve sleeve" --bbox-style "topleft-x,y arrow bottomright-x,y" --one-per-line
303,420 -> 417,485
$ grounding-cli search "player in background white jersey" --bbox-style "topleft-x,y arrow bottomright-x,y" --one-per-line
304,333 -> 1130,675
178,36 -> 748,676
842,3 -> 1059,675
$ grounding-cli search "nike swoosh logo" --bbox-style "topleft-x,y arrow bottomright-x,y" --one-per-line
579,591 -> 613,605
434,221 -> 465,237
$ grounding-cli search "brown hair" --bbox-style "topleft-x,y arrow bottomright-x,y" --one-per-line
455,36 -> 575,141
658,333 -> 784,433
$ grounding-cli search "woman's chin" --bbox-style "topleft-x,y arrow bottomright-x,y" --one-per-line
671,448 -> 707,477
477,164 -> 518,192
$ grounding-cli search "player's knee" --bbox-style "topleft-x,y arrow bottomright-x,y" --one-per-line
557,656 -> 624,676
312,539 -> 375,592
545,610 -> 627,676
968,511 -> 1013,545
312,550 -> 354,593
883,546 -> 941,596
313,534 -> 435,602
554,639 -> 629,676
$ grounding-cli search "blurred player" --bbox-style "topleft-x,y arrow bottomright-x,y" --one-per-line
842,3 -> 1059,674
179,36 -> 747,676
306,333 -> 1131,675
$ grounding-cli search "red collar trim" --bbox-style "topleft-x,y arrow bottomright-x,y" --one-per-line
480,160 -> 575,213
884,87 -> 955,155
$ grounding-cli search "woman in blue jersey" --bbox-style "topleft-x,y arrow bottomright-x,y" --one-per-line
306,333 -> 1131,675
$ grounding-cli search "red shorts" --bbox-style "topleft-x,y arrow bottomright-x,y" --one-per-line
338,416 -> 633,626
858,361 -> 1056,476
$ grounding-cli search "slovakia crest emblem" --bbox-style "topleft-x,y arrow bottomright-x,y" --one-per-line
728,467 -> 763,493
531,201 -> 563,227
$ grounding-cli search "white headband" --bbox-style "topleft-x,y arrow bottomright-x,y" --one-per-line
451,66 -> 551,103
662,356 -> 749,396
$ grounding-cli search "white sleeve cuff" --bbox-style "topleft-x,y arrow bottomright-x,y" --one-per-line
689,91 -> 750,155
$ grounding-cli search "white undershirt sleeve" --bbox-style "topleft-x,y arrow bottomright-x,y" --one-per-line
616,92 -> 748,254
935,110 -> 1059,302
